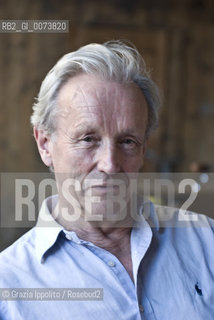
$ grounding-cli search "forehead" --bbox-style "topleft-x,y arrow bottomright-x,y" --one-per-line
56,74 -> 148,128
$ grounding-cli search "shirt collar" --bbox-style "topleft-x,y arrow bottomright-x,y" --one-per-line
35,195 -> 63,263
34,194 -> 159,264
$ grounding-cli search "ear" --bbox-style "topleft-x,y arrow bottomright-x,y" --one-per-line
33,127 -> 53,167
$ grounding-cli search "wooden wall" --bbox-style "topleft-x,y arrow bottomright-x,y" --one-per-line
0,0 -> 214,172
0,0 -> 214,250
0,0 -> 214,171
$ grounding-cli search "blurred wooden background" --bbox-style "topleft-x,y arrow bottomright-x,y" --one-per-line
0,0 -> 214,250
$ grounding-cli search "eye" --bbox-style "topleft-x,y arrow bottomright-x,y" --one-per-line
123,139 -> 135,144
82,136 -> 95,143
81,135 -> 99,145
120,138 -> 137,149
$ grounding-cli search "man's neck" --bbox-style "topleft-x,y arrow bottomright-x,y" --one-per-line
69,224 -> 131,251
52,200 -> 134,281
52,198 -> 134,245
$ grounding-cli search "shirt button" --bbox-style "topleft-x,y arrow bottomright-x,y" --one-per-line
65,233 -> 73,241
107,261 -> 116,267
139,305 -> 144,313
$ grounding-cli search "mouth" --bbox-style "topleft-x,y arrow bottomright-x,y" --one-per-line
91,184 -> 119,189
82,176 -> 129,195
86,184 -> 121,196
91,184 -> 113,188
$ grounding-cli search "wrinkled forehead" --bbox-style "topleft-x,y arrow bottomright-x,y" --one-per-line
56,74 -> 148,124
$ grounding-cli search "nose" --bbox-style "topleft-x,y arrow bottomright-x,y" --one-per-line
96,142 -> 121,174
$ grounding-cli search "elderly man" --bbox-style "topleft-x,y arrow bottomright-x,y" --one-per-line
0,41 -> 213,320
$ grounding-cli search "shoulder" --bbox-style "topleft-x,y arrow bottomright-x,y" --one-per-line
153,203 -> 214,230
0,228 -> 36,260
0,228 -> 37,286
150,204 -> 214,263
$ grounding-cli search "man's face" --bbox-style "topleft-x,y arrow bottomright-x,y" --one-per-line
39,74 -> 148,223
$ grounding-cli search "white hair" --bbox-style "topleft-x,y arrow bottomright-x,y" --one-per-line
31,40 -> 161,138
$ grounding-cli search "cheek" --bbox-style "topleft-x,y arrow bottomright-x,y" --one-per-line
63,149 -> 95,174
122,154 -> 144,172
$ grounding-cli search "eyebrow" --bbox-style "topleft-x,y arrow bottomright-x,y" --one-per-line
72,126 -> 142,143
73,123 -> 98,134
117,130 -> 145,144
117,129 -> 140,136
68,124 -> 98,139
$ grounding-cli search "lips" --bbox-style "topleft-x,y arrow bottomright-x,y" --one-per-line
89,183 -> 123,190
85,184 -> 121,196
82,176 -> 129,193
91,184 -> 114,188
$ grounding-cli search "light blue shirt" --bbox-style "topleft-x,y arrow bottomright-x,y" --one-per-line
0,195 -> 214,320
